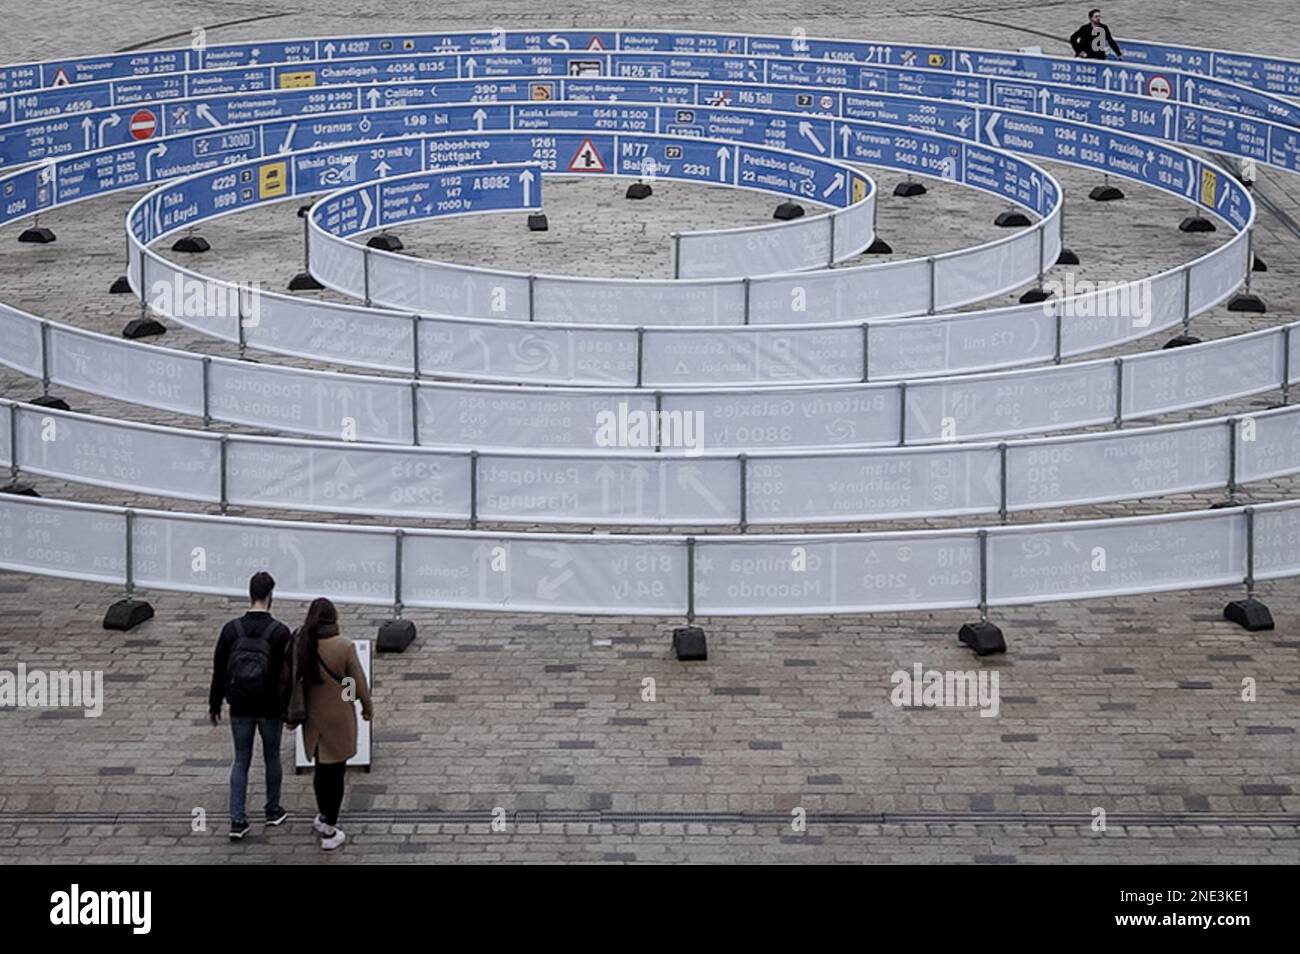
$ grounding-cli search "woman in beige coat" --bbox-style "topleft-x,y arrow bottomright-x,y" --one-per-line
292,597 -> 372,850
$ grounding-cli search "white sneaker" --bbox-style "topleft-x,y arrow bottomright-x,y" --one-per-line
312,814 -> 330,834
320,827 -> 346,851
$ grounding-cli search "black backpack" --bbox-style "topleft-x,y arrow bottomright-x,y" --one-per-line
225,619 -> 273,708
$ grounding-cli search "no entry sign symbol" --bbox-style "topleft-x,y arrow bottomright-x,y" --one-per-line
130,109 -> 157,140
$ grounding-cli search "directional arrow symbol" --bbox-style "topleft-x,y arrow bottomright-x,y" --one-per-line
984,110 -> 1002,148
798,120 -> 825,153
595,463 -> 616,514
277,536 -> 308,587
519,167 -> 535,206
145,141 -> 167,179
473,107 -> 487,131
195,103 -> 220,127
536,570 -> 575,601
715,145 -> 730,181
358,188 -> 373,230
466,328 -> 490,367
678,465 -> 726,513
822,172 -> 845,198
1162,104 -> 1174,139
97,113 -> 120,146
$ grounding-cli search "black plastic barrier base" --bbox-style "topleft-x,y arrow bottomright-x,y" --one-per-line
288,271 -> 325,291
1227,292 -> 1267,312
865,237 -> 893,254
1179,215 -> 1216,232
893,181 -> 926,197
1019,287 -> 1053,304
122,317 -> 166,339
18,226 -> 55,243
527,213 -> 549,232
994,210 -> 1030,228
171,235 -> 210,253
377,619 -> 417,652
103,598 -> 154,632
0,483 -> 39,497
367,232 -> 404,252
1089,184 -> 1125,201
1056,248 -> 1081,266
1253,254 -> 1268,272
109,275 -> 132,294
672,625 -> 708,661
625,181 -> 653,199
1223,597 -> 1275,631
1163,334 -> 1202,348
958,621 -> 1006,656
29,395 -> 70,411
773,201 -> 804,220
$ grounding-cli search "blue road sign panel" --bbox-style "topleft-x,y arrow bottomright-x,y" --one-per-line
311,162 -> 542,235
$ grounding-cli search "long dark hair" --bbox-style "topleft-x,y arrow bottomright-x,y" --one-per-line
294,597 -> 338,685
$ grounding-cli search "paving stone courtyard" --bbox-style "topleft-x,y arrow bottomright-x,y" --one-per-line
0,0 -> 1297,863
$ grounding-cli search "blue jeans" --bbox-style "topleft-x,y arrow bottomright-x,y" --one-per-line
229,717 -> 284,824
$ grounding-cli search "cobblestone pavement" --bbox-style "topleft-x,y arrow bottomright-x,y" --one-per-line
0,1 -> 1298,863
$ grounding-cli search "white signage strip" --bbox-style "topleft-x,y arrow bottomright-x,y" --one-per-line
3,399 -> 1298,527
3,299 -> 1295,451
1,493 -> 1294,618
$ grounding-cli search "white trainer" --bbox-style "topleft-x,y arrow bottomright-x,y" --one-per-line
320,827 -> 347,851
312,814 -> 331,834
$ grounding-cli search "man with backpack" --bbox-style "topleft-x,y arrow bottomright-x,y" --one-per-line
209,571 -> 293,841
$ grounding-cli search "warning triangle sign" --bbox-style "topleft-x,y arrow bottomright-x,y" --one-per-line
567,138 -> 607,173
587,36 -> 606,51
51,67 -> 71,87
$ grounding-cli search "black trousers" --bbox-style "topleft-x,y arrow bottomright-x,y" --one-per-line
312,760 -> 347,827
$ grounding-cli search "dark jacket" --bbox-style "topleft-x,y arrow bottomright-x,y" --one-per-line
209,611 -> 292,719
1069,21 -> 1122,59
